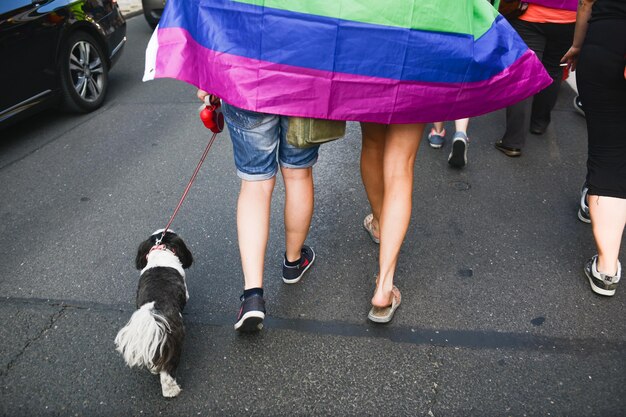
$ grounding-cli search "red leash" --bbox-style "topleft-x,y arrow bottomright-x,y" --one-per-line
156,102 -> 225,244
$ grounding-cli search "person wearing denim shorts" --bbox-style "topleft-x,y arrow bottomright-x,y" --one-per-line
197,90 -> 318,332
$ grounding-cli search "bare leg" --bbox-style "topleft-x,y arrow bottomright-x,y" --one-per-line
237,178 -> 276,289
432,122 -> 445,134
371,123 -> 424,307
282,166 -> 314,262
454,118 -> 470,135
360,123 -> 387,240
589,195 -> 626,275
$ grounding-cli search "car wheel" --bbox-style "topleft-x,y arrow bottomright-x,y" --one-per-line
142,0 -> 161,29
143,9 -> 160,29
60,31 -> 109,112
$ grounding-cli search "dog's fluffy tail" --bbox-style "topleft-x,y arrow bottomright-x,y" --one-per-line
114,302 -> 170,371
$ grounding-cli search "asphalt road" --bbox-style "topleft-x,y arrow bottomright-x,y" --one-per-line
1,15 -> 625,417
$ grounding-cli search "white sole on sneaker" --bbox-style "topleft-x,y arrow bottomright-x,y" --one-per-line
573,96 -> 585,117
427,129 -> 445,149
577,208 -> 591,224
448,137 -> 467,168
282,252 -> 316,284
579,185 -> 590,224
234,311 -> 265,331
584,267 -> 616,297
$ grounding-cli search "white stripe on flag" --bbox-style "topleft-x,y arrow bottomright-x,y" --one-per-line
143,26 -> 159,82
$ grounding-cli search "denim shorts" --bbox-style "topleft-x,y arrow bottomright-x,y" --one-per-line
222,102 -> 319,181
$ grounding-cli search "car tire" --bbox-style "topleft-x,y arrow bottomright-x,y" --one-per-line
142,0 -> 160,29
59,31 -> 109,113
143,10 -> 159,29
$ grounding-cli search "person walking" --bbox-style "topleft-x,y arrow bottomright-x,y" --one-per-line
361,123 -> 425,322
147,0 -> 551,325
495,0 -> 577,157
561,0 -> 626,296
197,90 -> 318,331
427,118 -> 471,168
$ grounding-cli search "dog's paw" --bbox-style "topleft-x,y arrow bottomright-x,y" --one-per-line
160,372 -> 182,397
162,383 -> 182,398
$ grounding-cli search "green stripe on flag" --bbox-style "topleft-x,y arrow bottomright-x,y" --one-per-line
232,0 -> 499,39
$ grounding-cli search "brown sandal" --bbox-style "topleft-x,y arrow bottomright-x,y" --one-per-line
363,214 -> 380,244
367,286 -> 401,323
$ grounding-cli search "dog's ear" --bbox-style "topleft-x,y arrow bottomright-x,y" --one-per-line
135,239 -> 153,270
171,236 -> 193,269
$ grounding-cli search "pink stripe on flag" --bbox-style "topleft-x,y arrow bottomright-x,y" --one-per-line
155,28 -> 551,124
526,0 -> 578,11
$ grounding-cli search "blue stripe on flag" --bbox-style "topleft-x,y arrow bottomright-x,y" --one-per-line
159,0 -> 528,83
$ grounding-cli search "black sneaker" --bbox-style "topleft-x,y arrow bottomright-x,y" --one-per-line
448,131 -> 468,168
234,294 -> 265,332
529,124 -> 547,135
578,183 -> 591,224
584,255 -> 621,296
282,245 -> 315,284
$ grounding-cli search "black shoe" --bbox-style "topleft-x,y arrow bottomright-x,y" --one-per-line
448,132 -> 468,168
234,294 -> 265,332
574,95 -> 585,117
529,126 -> 546,135
494,140 -> 522,157
584,255 -> 621,296
530,118 -> 549,135
282,245 -> 315,284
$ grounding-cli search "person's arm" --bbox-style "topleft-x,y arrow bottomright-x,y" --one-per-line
561,0 -> 596,71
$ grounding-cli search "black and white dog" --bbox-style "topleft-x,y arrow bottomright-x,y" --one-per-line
115,229 -> 193,397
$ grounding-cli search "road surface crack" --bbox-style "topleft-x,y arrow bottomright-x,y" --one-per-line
1,306 -> 67,376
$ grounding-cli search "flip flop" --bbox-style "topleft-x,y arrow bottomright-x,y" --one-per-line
363,214 -> 380,244
367,286 -> 401,323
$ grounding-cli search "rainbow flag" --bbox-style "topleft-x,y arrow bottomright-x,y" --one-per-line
527,0 -> 578,11
144,0 -> 552,124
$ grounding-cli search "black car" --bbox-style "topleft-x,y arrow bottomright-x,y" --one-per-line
142,0 -> 165,28
0,0 -> 126,128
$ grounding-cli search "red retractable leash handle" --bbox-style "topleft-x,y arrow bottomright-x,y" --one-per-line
156,100 -> 224,244
200,101 -> 225,133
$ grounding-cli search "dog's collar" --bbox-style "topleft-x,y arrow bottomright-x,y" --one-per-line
142,246 -> 185,278
147,244 -> 176,259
